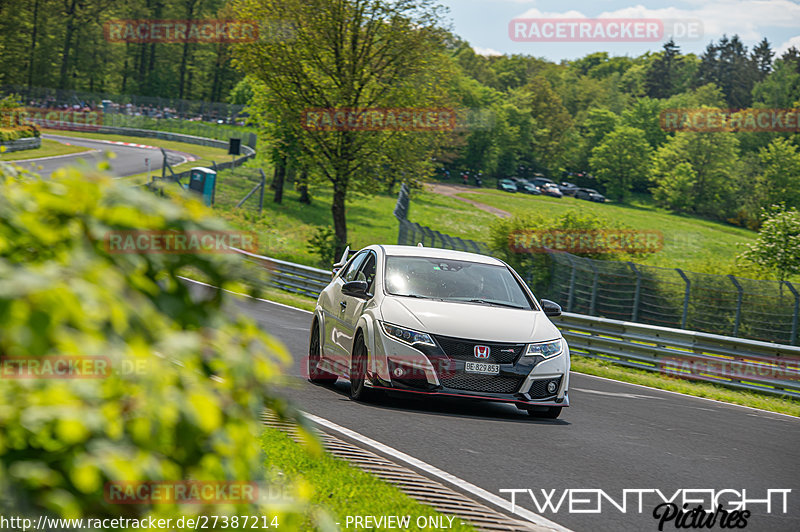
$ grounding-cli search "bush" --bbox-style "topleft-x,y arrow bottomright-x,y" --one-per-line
0,163 -> 307,521
307,226 -> 342,268
488,212 -> 636,293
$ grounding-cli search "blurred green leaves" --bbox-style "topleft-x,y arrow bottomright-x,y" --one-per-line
0,162 -> 298,520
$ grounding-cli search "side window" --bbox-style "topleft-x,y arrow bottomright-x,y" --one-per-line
356,253 -> 377,294
343,251 -> 367,282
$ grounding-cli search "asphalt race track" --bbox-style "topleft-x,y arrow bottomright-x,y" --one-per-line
221,289 -> 800,532
11,134 -> 190,179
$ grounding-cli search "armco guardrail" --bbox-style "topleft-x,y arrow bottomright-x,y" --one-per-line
232,247 -> 330,298
33,122 -> 256,159
231,248 -> 800,399
556,312 -> 800,399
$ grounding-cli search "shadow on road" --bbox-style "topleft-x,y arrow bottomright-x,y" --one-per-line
302,379 -> 571,426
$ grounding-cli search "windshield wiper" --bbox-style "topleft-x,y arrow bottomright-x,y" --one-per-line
464,298 -> 525,309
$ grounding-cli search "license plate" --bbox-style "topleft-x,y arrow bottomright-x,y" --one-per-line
465,361 -> 500,375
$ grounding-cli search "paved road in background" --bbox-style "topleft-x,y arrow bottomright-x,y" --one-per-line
12,134 -> 191,179
217,289 -> 800,532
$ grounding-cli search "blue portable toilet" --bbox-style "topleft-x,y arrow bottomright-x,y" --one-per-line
186,167 -> 216,206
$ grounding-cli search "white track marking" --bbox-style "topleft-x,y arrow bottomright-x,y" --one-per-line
302,411 -> 573,532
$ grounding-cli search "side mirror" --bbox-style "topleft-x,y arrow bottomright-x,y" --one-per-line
332,262 -> 346,279
342,280 -> 369,299
540,299 -> 562,317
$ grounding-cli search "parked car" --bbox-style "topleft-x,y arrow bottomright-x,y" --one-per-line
540,183 -> 563,198
575,188 -> 606,203
308,245 -> 571,418
514,179 -> 532,192
521,183 -> 542,195
531,177 -> 556,189
559,182 -> 579,196
497,179 -> 517,193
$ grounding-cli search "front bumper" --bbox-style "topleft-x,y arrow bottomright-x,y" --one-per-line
369,329 -> 569,408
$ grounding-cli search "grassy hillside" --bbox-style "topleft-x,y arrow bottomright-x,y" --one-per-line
459,189 -> 758,274
213,163 -> 763,277
213,166 -> 497,267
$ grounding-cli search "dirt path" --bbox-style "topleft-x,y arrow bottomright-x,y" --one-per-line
427,183 -> 511,218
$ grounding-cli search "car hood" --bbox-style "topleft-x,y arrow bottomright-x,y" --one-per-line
380,296 -> 561,343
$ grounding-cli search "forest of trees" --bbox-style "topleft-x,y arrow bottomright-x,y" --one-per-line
2,0 -> 799,234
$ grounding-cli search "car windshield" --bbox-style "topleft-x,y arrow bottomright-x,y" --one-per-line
384,256 -> 533,310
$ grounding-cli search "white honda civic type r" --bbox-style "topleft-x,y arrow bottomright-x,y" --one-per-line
308,245 -> 570,418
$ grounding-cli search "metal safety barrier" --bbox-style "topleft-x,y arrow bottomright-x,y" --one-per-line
232,248 -> 330,298
555,312 -> 800,399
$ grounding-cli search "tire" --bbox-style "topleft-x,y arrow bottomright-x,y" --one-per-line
308,322 -> 336,384
527,406 -> 563,419
349,334 -> 372,401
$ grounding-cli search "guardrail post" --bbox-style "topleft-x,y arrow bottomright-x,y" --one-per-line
729,275 -> 743,337
628,262 -> 642,322
420,226 -> 434,247
588,260 -> 599,316
566,253 -> 576,313
258,168 -> 266,215
397,218 -> 408,245
676,269 -> 690,329
784,280 -> 799,346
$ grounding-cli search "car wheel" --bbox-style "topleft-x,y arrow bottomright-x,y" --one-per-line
527,406 -> 562,419
308,322 -> 336,384
349,334 -> 372,401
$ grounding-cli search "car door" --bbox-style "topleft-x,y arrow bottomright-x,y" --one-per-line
340,251 -> 377,360
324,250 -> 368,368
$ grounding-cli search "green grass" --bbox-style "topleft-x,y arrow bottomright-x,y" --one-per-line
0,138 -> 91,161
39,128 -> 230,184
458,189 -> 759,274
211,164 -> 765,277
213,165 -> 496,267
261,426 -> 475,531
571,355 -> 800,417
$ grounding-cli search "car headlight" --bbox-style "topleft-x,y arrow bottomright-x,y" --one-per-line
525,339 -> 563,359
381,322 -> 436,347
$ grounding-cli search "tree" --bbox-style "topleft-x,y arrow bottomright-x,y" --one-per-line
752,60 -> 800,108
621,97 -> 668,150
589,126 -> 653,201
232,0 -> 452,253
651,131 -> 740,218
696,35 -> 757,108
572,108 -> 618,170
751,38 -> 774,80
515,76 -> 573,171
754,138 -> 800,211
739,207 -> 800,283
645,39 -> 680,99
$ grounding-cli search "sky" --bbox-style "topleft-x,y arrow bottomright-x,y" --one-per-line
436,0 -> 800,62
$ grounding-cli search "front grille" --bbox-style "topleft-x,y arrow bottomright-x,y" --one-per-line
528,377 -> 562,399
434,336 -> 525,364
439,373 -> 525,394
